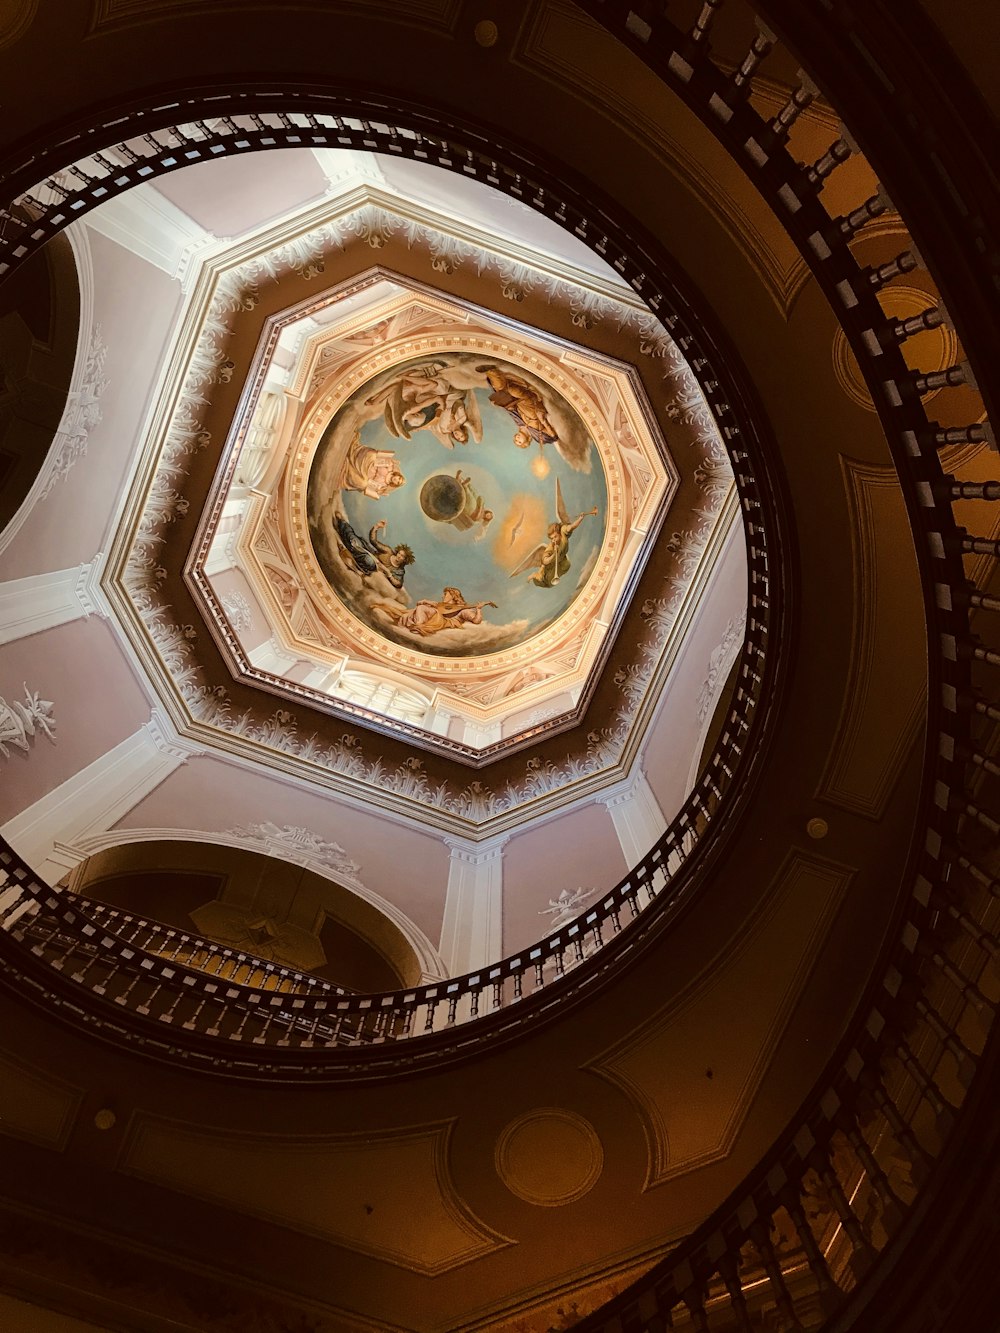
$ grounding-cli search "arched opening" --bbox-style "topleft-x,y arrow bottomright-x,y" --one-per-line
70,839 -> 423,991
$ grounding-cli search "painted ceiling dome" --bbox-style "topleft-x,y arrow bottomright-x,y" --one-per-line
308,349 -> 608,660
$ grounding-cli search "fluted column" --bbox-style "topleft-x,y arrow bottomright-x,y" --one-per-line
439,834 -> 507,975
599,768 -> 665,869
1,708 -> 199,881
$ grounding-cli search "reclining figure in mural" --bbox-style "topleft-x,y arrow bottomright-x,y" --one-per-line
476,363 -> 558,449
366,360 -> 484,448
374,586 -> 497,637
332,514 -> 415,589
337,430 -> 405,500
509,479 -> 599,588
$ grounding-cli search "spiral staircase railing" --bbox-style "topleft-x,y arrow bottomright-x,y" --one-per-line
0,0 -> 995,1327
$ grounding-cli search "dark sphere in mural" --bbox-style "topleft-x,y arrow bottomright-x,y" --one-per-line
307,350 -> 608,658
420,473 -> 465,523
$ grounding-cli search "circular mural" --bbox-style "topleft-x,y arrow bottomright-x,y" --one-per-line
307,352 -> 608,658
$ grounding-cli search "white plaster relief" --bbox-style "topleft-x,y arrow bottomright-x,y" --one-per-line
223,821 -> 366,891
220,590 -> 253,633
538,886 -> 597,928
0,684 -> 55,759
697,609 -> 748,724
39,325 -> 109,499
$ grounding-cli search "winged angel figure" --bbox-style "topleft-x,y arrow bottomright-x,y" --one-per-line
509,479 -> 599,588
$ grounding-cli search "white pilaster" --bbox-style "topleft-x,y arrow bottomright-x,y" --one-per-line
439,834 -> 507,976
462,717 -> 503,749
0,559 -> 109,646
300,664 -> 335,690
599,769 -> 666,869
2,708 -> 199,882
82,180 -> 221,289
248,636 -> 299,676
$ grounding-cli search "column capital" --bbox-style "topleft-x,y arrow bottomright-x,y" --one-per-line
598,766 -> 651,811
443,831 -> 509,866
145,705 -> 204,762
75,552 -> 112,620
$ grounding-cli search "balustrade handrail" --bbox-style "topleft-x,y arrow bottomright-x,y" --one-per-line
0,636 -> 769,1053
77,899 -> 352,995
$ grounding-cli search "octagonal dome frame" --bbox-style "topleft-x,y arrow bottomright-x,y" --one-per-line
187,268 -> 678,765
89,156 -> 748,837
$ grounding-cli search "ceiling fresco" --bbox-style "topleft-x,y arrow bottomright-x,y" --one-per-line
307,350 -> 609,659
93,177 -> 738,832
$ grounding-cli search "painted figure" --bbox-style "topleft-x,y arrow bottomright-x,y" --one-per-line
333,513 -> 414,588
338,430 -> 405,499
454,470 -> 494,538
374,586 -> 497,636
367,361 -> 483,447
476,363 -> 558,448
509,479 -> 598,587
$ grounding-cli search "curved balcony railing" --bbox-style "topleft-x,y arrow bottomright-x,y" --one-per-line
0,1 -> 996,1328
0,81 -> 789,1073
0,654 -> 769,1071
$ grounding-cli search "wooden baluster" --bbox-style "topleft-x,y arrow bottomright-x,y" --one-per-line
912,364 -> 973,395
227,1004 -> 254,1042
157,989 -> 185,1025
955,535 -> 1000,559
942,896 -> 999,959
770,74 -> 819,142
805,136 -> 853,186
838,1119 -> 906,1232
892,307 -> 945,341
749,1221 -> 804,1329
682,1285 -> 711,1332
253,1004 -> 280,1044
718,1253 -> 755,1331
894,1041 -> 956,1132
136,980 -> 164,1017
729,21 -> 776,95
933,421 -> 997,447
912,995 -> 979,1088
812,1150 -> 877,1276
783,1191 -> 842,1316
918,938 -> 994,1014
689,0 -> 724,47
182,994 -> 211,1032
113,969 -> 143,1008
